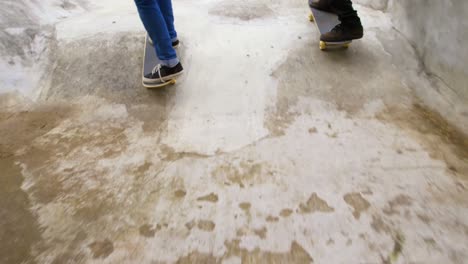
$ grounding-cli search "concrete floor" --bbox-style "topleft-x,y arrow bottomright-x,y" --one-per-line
1,0 -> 467,263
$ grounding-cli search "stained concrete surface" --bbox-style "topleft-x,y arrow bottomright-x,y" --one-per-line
1,0 -> 468,263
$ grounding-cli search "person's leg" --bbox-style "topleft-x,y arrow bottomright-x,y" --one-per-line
134,0 -> 178,67
320,0 -> 363,42
309,0 -> 332,12
157,0 -> 178,43
329,0 -> 361,26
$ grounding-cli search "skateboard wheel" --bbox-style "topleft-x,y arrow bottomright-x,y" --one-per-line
344,43 -> 350,48
308,14 -> 314,22
319,41 -> 327,50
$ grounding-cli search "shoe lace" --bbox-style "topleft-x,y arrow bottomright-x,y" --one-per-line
331,23 -> 345,33
151,64 -> 166,83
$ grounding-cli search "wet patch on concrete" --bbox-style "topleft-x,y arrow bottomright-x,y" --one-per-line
25,123 -> 129,205
236,228 -> 247,237
50,230 -> 88,264
370,215 -> 392,235
0,102 -> 73,264
176,240 -> 313,264
174,189 -> 187,198
135,161 -> 152,175
0,97 -> 188,262
175,251 -> 219,263
239,202 -> 252,212
209,1 -> 274,21
253,227 -> 268,239
185,220 -> 196,231
3,95 -> 465,263
159,144 -> 212,162
378,103 -> 468,178
298,193 -> 334,214
266,215 -> 280,222
139,224 -> 160,238
326,132 -> 338,138
266,37 -> 411,137
212,161 -> 267,188
0,159 -> 43,264
417,214 -> 432,224
197,192 -> 219,203
264,107 -> 299,137
237,226 -> 268,240
382,194 -> 412,216
88,239 -> 114,259
280,209 -> 294,217
197,220 -> 216,232
383,233 -> 405,264
423,237 -> 436,246
343,192 -> 371,219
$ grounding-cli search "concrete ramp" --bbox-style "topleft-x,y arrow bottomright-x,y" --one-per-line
1,1 -> 467,263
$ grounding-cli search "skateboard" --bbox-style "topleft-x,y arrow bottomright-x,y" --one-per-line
142,34 -> 176,88
308,5 -> 351,50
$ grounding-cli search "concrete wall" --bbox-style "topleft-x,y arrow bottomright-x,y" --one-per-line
388,0 -> 468,102
355,0 -> 468,126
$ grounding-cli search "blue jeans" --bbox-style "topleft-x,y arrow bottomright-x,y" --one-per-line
135,0 -> 179,67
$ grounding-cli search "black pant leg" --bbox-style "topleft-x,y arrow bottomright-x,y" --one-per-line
330,0 -> 361,25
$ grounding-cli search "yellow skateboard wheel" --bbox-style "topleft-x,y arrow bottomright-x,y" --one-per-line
319,41 -> 327,50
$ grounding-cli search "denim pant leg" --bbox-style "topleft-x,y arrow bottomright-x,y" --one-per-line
157,0 -> 178,42
134,0 -> 179,67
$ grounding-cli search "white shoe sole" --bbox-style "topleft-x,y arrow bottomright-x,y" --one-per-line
143,69 -> 184,84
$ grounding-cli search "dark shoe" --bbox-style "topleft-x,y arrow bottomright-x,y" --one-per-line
143,63 -> 184,84
320,22 -> 363,42
309,0 -> 332,12
148,37 -> 180,48
171,39 -> 180,48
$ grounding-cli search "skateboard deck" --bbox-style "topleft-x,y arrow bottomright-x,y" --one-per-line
142,34 -> 176,88
308,6 -> 351,50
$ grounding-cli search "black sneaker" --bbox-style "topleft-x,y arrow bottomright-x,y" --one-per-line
143,63 -> 184,84
171,39 -> 180,48
309,0 -> 333,12
320,22 -> 363,42
148,37 -> 180,48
